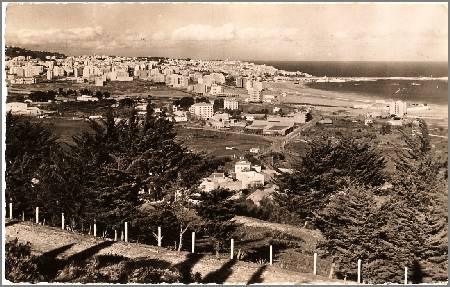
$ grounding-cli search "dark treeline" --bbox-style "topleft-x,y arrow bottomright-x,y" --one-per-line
6,46 -> 66,59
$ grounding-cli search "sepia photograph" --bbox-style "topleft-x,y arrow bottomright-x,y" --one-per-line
2,2 -> 448,285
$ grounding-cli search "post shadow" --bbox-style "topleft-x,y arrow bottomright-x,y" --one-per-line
40,243 -> 75,259
411,259 -> 424,284
172,253 -> 205,283
202,259 -> 237,284
247,265 -> 268,284
38,240 -> 115,281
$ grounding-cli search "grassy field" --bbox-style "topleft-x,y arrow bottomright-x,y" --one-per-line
38,118 -> 92,145
8,80 -> 191,98
175,126 -> 272,158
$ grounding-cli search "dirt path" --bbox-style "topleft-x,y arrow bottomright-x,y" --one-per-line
5,220 -> 346,284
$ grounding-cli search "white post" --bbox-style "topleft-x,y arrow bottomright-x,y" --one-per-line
9,202 -> 12,220
35,207 -> 39,224
191,231 -> 195,253
357,259 -> 361,283
114,229 -> 118,241
230,239 -> 234,260
61,213 -> 65,230
313,252 -> 317,275
22,211 -> 24,221
269,245 -> 273,265
121,230 -> 124,241
158,226 -> 162,247
124,222 -> 128,242
93,221 -> 97,237
404,267 -> 408,285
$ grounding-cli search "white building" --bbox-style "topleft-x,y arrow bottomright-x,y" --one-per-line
173,110 -> 188,122
189,102 -> 214,120
95,78 -> 104,86
46,70 -> 53,80
77,95 -> 99,102
250,147 -> 260,154
224,98 -> 239,110
248,88 -> 262,102
235,171 -> 265,189
389,100 -> 407,118
211,113 -> 230,129
209,84 -> 223,95
6,102 -> 42,116
235,160 -> 251,173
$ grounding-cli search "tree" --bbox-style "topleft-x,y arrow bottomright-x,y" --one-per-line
213,98 -> 224,111
392,120 -> 448,281
315,182 -> 426,284
312,121 -> 447,283
173,97 -> 194,110
274,136 -> 386,223
70,99 -> 219,236
5,114 -> 59,219
71,109 -> 141,233
119,98 -> 135,108
131,206 -> 180,247
170,187 -> 203,251
196,189 -> 238,257
95,91 -> 104,100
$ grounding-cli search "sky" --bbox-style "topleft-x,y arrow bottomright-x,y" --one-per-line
4,2 -> 448,61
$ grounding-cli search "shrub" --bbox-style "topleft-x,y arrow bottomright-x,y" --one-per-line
5,239 -> 42,283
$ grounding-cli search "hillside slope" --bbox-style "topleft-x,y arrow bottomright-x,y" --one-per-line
5,220 -> 346,284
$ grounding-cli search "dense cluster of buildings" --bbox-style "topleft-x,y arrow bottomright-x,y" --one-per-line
199,160 -> 265,192
5,52 -> 310,91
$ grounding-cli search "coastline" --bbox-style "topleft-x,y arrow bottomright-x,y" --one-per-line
266,81 -> 448,127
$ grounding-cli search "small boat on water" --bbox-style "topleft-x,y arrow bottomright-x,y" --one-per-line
411,82 -> 421,86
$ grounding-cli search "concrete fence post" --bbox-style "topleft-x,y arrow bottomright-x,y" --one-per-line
9,202 -> 12,220
404,267 -> 408,285
114,229 -> 118,241
158,226 -> 162,247
121,230 -> 124,241
22,211 -> 25,221
313,252 -> 317,275
93,220 -> 97,237
230,239 -> 234,260
61,213 -> 65,230
191,231 -> 195,253
269,245 -> 273,265
357,259 -> 361,283
125,222 -> 128,242
35,207 -> 39,224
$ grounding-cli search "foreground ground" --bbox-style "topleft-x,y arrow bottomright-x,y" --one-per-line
5,219 -> 346,284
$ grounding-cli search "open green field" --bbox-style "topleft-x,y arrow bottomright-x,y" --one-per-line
8,80 -> 191,98
38,117 -> 92,145
175,126 -> 272,158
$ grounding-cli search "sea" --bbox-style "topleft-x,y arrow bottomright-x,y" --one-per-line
254,61 -> 448,105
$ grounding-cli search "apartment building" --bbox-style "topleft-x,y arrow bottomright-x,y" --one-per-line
224,98 -> 239,110
189,102 -> 214,120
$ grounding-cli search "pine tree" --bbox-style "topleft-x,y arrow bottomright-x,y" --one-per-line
274,136 -> 386,223
5,114 -> 60,219
196,189 -> 237,257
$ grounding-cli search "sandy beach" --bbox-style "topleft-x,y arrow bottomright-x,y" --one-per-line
266,81 -> 448,127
